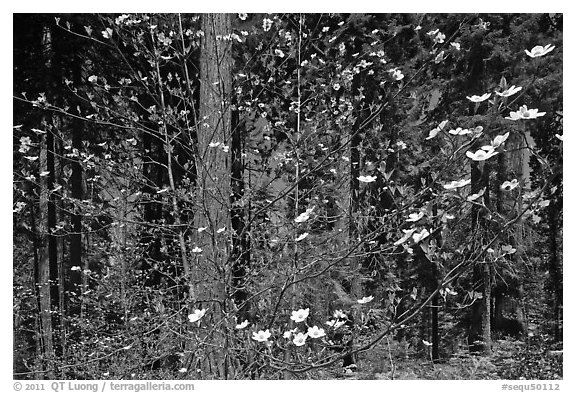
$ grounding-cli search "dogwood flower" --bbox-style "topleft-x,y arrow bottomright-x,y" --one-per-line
426,127 -> 441,140
467,188 -> 485,202
443,179 -> 471,190
502,245 -> 517,254
295,207 -> 314,223
426,120 -> 448,140
290,308 -> 310,323
505,105 -> 546,120
307,326 -> 326,339
448,127 -> 472,136
390,68 -> 404,81
358,175 -> 377,183
495,85 -> 522,97
406,212 -> 424,222
434,50 -> 446,64
262,18 -> 273,32
490,132 -> 510,148
252,329 -> 272,342
412,229 -> 430,243
394,228 -> 417,246
295,232 -> 309,242
188,309 -> 207,323
235,320 -> 250,329
326,319 -> 346,329
555,134 -> 563,141
466,147 -> 498,161
357,296 -> 374,304
501,179 -> 519,191
292,332 -> 307,346
101,28 -> 113,39
525,44 -> 555,58
466,93 -> 491,103
191,246 -> 203,253
19,136 -> 32,153
333,310 -> 347,319
450,42 -> 461,51
434,32 -> 446,44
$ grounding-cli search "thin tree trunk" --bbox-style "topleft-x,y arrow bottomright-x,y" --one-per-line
53,121 -> 67,362
468,160 -> 491,353
69,59 -> 83,316
431,204 -> 441,361
38,122 -> 55,378
547,197 -> 562,341
493,128 -> 528,337
230,105 -> 250,318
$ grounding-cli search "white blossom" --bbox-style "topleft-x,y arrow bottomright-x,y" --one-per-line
290,308 -> 310,323
525,44 -> 555,58
252,329 -> 272,342
466,93 -> 491,103
188,309 -> 207,323
505,105 -> 546,120
357,296 -> 374,304
358,175 -> 377,183
307,326 -> 326,338
495,85 -> 522,97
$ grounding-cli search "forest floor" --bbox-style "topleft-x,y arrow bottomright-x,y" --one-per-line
317,335 -> 562,380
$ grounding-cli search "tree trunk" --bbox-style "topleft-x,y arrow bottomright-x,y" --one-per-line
34,24 -> 63,377
37,126 -> 55,377
68,57 -> 84,316
195,13 -> 233,379
431,203 -> 441,361
493,130 -> 528,338
230,105 -> 251,321
468,160 -> 492,353
547,196 -> 562,341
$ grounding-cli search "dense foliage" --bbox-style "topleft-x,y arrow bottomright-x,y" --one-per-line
13,13 -> 562,380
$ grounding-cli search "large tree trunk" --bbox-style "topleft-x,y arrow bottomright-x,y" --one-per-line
194,13 -> 233,379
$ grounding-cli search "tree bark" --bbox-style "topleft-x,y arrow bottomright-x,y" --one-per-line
468,160 -> 492,353
230,109 -> 251,320
493,129 -> 528,338
37,124 -> 55,378
195,13 -> 233,379
68,57 -> 84,315
547,196 -> 562,341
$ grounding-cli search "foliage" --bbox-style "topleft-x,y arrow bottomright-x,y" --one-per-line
13,13 -> 562,380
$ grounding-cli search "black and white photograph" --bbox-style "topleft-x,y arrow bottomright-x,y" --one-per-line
12,11 -> 564,384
